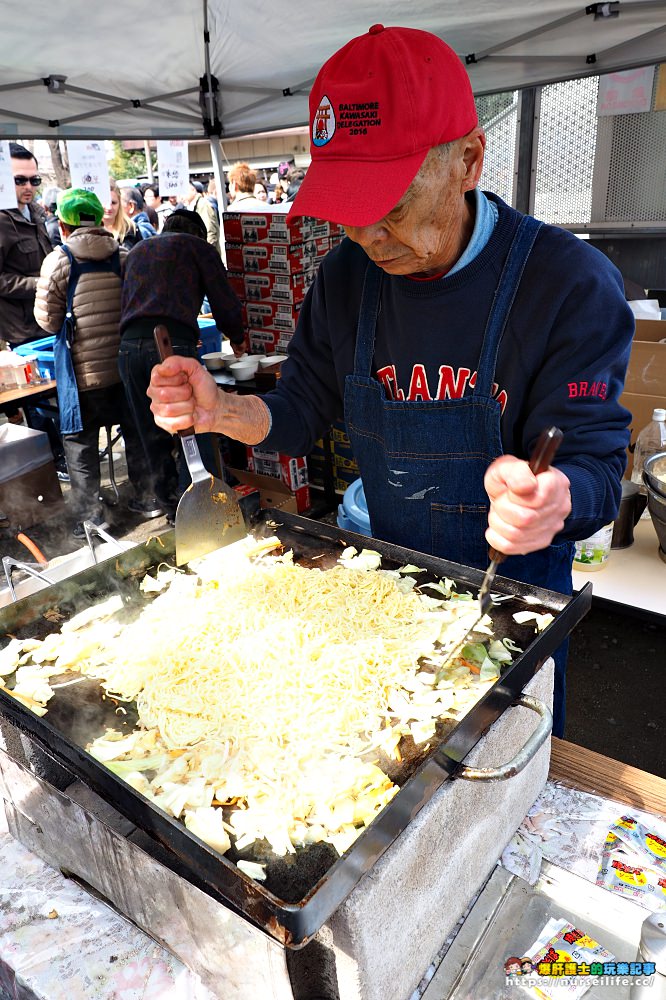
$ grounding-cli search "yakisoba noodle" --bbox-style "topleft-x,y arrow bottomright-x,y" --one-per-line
8,542 -> 505,856
89,559 -> 445,751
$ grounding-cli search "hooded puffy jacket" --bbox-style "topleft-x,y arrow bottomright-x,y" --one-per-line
0,205 -> 53,345
34,227 -> 127,391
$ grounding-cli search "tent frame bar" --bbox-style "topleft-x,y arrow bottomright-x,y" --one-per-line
221,77 -> 315,125
595,20 -> 666,59
466,0 -> 666,65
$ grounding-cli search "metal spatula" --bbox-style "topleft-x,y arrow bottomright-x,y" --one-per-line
153,324 -> 246,565
440,426 -> 564,665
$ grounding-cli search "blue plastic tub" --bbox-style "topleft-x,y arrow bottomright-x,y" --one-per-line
337,477 -> 372,536
197,318 -> 222,360
14,336 -> 56,379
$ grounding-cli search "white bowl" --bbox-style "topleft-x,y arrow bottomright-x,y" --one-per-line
223,351 -> 248,369
202,352 -> 226,371
258,353 -> 289,368
229,357 -> 259,382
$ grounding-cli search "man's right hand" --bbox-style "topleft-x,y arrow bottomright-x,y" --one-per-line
148,354 -> 272,445
148,355 -> 223,435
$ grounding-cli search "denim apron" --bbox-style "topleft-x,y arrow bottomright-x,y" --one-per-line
344,215 -> 573,736
54,246 -> 121,435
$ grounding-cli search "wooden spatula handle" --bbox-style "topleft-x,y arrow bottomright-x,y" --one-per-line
153,324 -> 196,439
488,426 -> 564,565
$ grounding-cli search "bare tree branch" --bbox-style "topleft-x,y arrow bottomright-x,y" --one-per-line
46,139 -> 70,188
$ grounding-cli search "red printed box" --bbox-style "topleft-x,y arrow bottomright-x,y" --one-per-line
312,236 -> 330,261
309,221 -> 330,239
248,329 -> 279,354
244,300 -> 301,332
222,211 -> 311,244
225,242 -> 315,275
265,243 -> 316,275
246,446 -> 310,511
244,270 -> 313,304
249,329 -> 295,355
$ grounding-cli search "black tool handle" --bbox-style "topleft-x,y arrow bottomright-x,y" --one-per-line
488,426 -> 564,565
153,324 -> 196,439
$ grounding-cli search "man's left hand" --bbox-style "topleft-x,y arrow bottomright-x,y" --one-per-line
484,455 -> 571,555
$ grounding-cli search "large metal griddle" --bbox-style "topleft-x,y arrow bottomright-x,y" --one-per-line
0,511 -> 591,946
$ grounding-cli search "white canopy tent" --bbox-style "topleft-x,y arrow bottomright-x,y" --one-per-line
1,0 -> 665,142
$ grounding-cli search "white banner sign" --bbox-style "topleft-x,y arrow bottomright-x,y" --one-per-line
0,141 -> 18,211
66,140 -> 110,206
156,139 -> 189,199
597,66 -> 655,116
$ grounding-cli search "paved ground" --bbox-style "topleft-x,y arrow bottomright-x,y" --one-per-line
565,604 -> 666,778
2,441 -> 664,780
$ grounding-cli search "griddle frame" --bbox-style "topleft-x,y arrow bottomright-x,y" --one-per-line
0,512 -> 592,946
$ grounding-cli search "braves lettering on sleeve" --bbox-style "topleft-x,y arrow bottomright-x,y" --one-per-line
568,381 -> 607,399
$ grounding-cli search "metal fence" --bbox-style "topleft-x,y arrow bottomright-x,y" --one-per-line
476,71 -> 666,230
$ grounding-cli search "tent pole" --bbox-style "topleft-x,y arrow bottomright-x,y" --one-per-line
210,139 -> 228,261
144,141 -> 154,184
201,0 -> 226,257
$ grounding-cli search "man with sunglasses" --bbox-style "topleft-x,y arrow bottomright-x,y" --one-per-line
0,142 -> 52,346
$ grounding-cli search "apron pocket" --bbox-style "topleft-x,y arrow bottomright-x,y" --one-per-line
502,541 -> 575,594
431,502 -> 490,569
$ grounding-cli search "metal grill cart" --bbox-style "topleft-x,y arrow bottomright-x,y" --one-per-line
0,513 -> 591,1000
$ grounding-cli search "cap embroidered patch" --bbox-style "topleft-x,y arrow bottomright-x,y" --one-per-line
313,96 -> 336,146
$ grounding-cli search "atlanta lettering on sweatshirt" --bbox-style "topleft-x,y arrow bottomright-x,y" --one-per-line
376,363 -> 508,410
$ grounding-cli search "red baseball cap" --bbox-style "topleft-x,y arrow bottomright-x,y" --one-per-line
290,25 -> 478,227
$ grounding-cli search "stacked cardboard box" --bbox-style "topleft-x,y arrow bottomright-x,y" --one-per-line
223,211 -> 313,356
245,445 -> 310,512
620,318 -> 666,476
222,211 -> 344,355
222,211 -> 345,512
308,418 -> 360,495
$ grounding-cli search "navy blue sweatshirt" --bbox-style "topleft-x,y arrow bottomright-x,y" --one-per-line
263,195 -> 634,542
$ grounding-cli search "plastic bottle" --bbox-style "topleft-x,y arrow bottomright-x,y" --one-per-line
573,523 -> 614,571
631,407 -> 666,518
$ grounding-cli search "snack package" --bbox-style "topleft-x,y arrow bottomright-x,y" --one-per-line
609,815 -> 666,873
596,830 -> 666,911
524,917 -> 615,1000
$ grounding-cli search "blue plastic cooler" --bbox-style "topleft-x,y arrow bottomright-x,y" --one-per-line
197,318 -> 222,359
13,336 -> 56,379
337,477 -> 372,536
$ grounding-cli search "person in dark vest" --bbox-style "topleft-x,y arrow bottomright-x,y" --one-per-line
148,26 -> 634,736
34,189 -> 151,537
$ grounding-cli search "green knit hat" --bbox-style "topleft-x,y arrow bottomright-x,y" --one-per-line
56,188 -> 104,227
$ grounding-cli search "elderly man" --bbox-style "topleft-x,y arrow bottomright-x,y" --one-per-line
148,25 -> 633,735
0,143 -> 52,345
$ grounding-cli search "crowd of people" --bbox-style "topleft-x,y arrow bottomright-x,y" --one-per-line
0,142 -> 247,537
